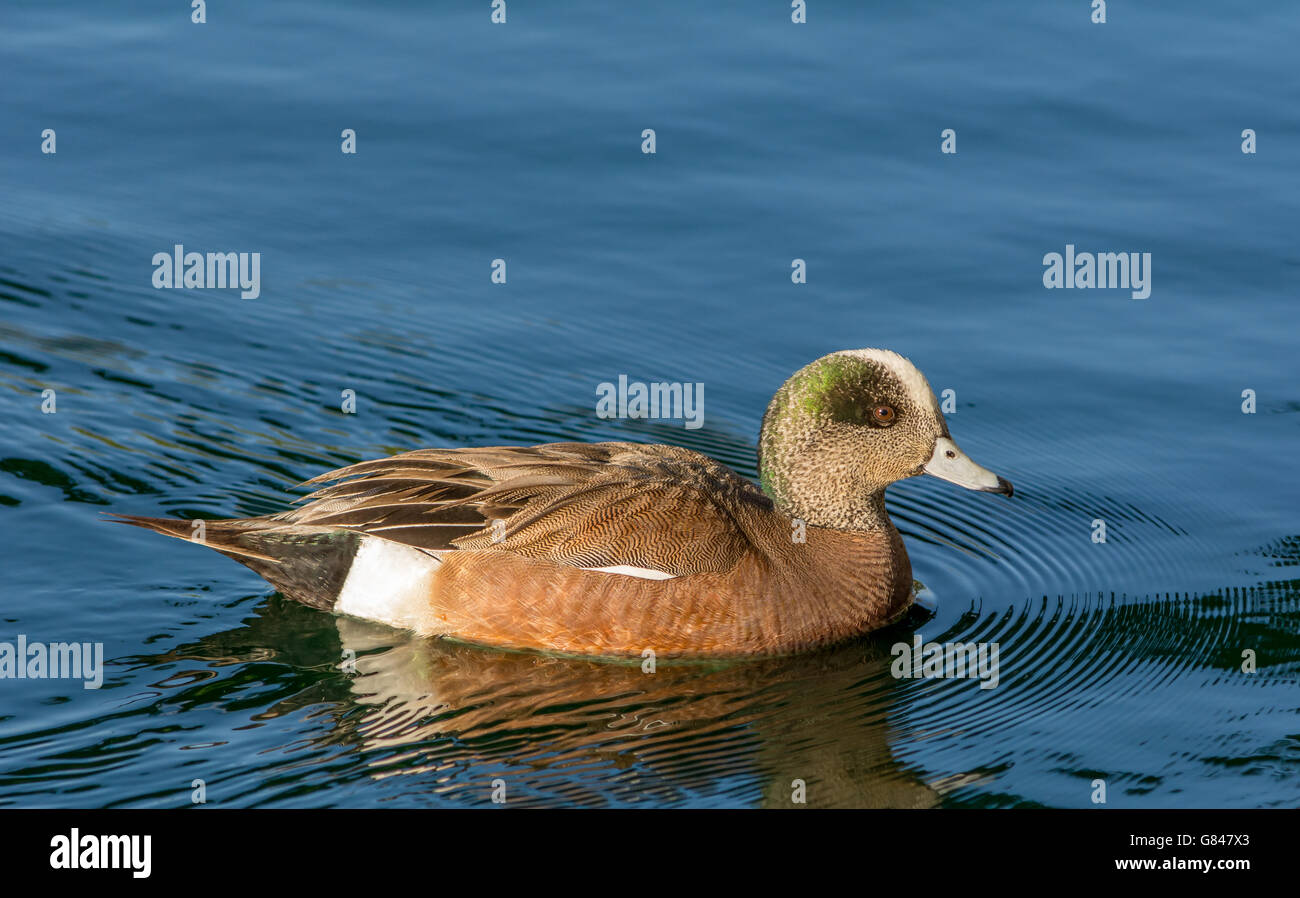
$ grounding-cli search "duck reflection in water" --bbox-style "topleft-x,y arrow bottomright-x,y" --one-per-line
145,597 -> 965,808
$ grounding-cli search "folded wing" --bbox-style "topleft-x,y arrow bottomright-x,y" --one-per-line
280,442 -> 774,577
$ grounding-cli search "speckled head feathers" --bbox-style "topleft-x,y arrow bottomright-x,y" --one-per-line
758,349 -> 951,529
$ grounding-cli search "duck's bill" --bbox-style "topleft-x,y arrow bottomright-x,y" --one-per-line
923,437 -> 1014,497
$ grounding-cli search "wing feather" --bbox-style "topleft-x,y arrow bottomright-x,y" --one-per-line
276,442 -> 772,574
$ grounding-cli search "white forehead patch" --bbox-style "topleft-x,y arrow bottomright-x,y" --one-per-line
834,348 -> 939,413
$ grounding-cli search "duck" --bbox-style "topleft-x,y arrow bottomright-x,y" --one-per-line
111,348 -> 1012,658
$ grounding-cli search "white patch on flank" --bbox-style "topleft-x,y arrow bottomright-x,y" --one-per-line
837,348 -> 939,413
336,537 -> 442,630
582,564 -> 677,580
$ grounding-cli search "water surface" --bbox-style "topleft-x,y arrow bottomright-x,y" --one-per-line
0,0 -> 1297,807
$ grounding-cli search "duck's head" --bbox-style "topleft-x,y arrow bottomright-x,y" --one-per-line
759,348 -> 1012,530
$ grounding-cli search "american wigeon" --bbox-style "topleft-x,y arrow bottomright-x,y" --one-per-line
113,349 -> 1012,657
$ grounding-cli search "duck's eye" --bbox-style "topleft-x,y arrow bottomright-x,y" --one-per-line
872,405 -> 896,426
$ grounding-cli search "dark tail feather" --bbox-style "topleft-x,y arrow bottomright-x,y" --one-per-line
105,513 -> 279,560
106,513 -> 362,611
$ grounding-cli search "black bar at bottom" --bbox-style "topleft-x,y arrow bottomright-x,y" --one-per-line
2,808 -> 1287,883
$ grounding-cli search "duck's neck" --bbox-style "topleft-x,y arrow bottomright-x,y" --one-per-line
760,466 -> 894,532
758,381 -> 897,532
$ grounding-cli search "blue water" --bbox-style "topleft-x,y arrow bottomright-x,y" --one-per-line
0,0 -> 1296,807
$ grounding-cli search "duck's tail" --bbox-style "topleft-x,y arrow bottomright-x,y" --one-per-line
105,513 -> 364,612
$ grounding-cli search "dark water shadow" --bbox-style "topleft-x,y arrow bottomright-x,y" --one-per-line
132,601 -> 943,808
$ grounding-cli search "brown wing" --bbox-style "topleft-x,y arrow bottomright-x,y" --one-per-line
278,442 -> 775,576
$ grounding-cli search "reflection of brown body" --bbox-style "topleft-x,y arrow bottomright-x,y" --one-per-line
150,605 -> 944,807
334,616 -> 941,808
